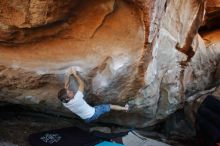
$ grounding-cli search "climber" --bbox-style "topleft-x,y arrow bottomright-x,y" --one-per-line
57,67 -> 129,123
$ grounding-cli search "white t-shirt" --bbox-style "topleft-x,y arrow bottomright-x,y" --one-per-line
63,90 -> 95,119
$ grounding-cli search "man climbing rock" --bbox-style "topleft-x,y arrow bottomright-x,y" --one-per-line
58,67 -> 129,123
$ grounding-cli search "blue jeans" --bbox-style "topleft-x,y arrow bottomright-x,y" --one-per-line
84,104 -> 110,123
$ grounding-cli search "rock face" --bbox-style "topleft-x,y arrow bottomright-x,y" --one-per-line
0,0 -> 219,127
0,0 -> 80,43
203,0 -> 220,29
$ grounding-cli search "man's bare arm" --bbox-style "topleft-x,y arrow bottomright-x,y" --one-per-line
73,72 -> 84,92
68,68 -> 85,92
64,70 -> 72,89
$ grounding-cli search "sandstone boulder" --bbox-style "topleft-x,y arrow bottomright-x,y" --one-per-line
0,0 -> 219,127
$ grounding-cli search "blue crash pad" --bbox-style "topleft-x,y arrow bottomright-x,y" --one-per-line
95,141 -> 124,146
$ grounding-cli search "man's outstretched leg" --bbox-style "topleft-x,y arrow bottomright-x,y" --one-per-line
84,104 -> 129,123
110,104 -> 129,111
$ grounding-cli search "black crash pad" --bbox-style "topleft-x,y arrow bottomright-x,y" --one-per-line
29,127 -> 102,146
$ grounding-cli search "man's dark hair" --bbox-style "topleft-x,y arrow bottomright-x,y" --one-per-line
58,88 -> 69,103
